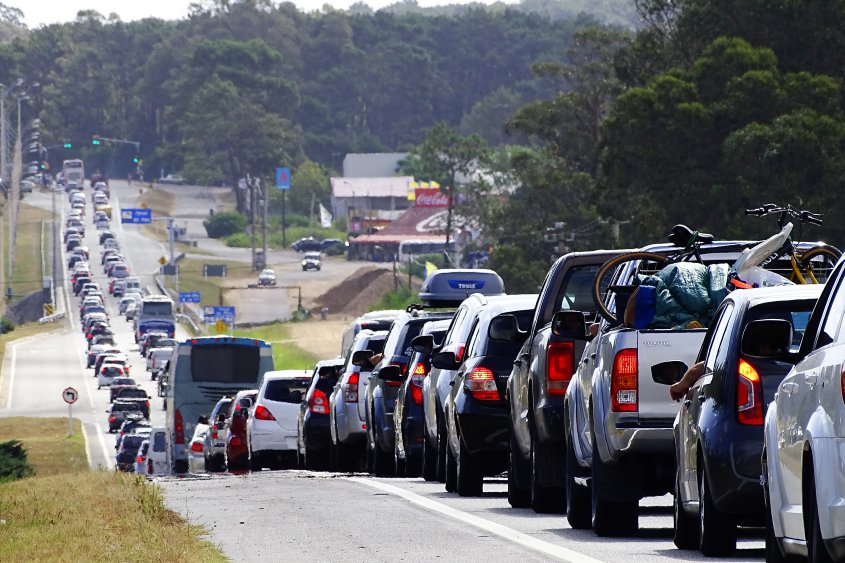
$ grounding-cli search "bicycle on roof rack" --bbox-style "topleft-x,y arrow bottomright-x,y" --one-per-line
590,207 -> 841,325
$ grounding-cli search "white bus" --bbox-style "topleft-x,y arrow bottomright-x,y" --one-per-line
134,295 -> 176,342
165,336 -> 275,473
397,239 -> 456,263
62,158 -> 84,187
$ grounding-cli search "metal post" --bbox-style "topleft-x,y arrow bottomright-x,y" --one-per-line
0,93 -> 5,185
51,180 -> 57,306
167,217 -> 175,264
281,190 -> 286,248
250,177 -> 256,269
262,181 -> 268,265
68,403 -> 73,436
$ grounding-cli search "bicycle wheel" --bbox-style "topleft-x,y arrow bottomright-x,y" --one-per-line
592,252 -> 671,325
796,245 -> 841,284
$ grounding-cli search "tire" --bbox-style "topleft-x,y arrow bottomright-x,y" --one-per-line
445,442 -> 457,493
698,467 -> 736,556
331,441 -> 351,472
529,419 -> 565,514
249,451 -> 263,472
591,433 -> 638,537
798,245 -> 841,285
372,441 -> 394,477
507,428 -> 530,508
436,407 -> 447,483
807,473 -> 835,563
565,432 -> 591,529
456,436 -> 483,497
405,454 -> 422,478
673,472 -> 698,549
305,446 -> 327,471
422,426 -> 438,482
591,252 -> 671,325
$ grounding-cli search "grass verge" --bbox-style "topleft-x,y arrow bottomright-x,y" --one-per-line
234,322 -> 318,369
0,471 -> 226,562
0,417 -> 87,476
0,417 -> 226,562
11,203 -> 53,299
163,257 -> 252,309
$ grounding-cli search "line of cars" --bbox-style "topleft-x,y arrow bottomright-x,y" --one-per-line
67,174 -> 171,477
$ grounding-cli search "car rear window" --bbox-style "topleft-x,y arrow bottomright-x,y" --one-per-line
264,378 -> 311,402
122,435 -> 145,450
117,388 -> 146,399
557,265 -> 603,315
745,300 -> 816,354
102,366 -> 124,377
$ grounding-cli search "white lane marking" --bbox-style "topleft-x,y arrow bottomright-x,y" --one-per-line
346,477 -> 604,563
5,340 -> 16,408
81,420 -> 93,467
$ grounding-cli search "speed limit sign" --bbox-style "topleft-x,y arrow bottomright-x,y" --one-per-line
62,387 -> 78,405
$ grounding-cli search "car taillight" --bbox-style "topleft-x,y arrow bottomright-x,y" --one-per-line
254,404 -> 276,421
455,344 -> 466,363
410,362 -> 427,405
145,400 -> 150,410
230,435 -> 242,447
211,430 -> 218,440
737,359 -> 764,425
344,372 -> 359,402
108,415 -> 117,422
190,441 -> 204,453
466,367 -> 500,401
136,455 -> 145,463
547,341 -> 575,397
610,348 -> 638,412
310,390 -> 329,414
174,408 -> 185,444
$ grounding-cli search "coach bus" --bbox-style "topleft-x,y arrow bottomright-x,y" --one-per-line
165,336 -> 274,473
62,158 -> 84,187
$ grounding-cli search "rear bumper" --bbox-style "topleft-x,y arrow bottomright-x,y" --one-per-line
455,397 -> 509,455
334,401 -> 365,444
601,417 -> 675,462
303,416 -> 331,452
250,428 -> 297,453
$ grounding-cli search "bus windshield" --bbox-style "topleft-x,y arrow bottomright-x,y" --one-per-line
142,301 -> 173,316
190,344 -> 260,383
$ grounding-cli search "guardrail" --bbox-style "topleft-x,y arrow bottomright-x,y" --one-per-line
154,273 -> 201,334
38,311 -> 66,324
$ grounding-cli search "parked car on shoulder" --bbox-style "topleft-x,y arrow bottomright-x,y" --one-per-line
257,268 -> 276,286
158,174 -> 186,185
302,252 -> 322,272
673,284 -> 821,556
291,237 -> 322,252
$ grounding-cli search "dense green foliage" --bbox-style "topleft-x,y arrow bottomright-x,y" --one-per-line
203,211 -> 248,238
0,440 -> 34,482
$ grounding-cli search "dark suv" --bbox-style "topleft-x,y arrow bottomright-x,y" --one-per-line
291,237 -> 322,252
443,295 -> 536,495
671,284 -> 822,556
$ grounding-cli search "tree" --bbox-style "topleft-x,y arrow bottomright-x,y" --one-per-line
275,160 -> 330,220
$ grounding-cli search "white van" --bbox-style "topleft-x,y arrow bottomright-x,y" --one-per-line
145,427 -> 169,476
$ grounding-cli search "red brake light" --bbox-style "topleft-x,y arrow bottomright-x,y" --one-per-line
466,367 -> 500,401
211,430 -> 218,440
547,341 -> 575,397
254,404 -> 276,421
174,408 -> 185,444
309,390 -> 329,414
344,372 -> 359,403
410,362 -> 427,405
190,441 -> 204,453
108,415 -> 117,422
737,359 -> 764,425
411,384 -> 423,405
610,348 -> 638,412
136,455 -> 145,463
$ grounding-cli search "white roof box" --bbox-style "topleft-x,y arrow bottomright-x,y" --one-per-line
418,269 -> 505,307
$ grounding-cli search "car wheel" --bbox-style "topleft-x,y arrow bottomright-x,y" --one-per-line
249,451 -> 262,472
456,434 -> 483,497
372,439 -> 394,477
435,407 -> 447,483
807,471 -> 835,563
445,442 -> 457,493
565,430 -> 591,528
673,471 -> 698,549
405,453 -> 422,478
507,425 -> 530,508
698,466 -> 736,555
591,432 -> 638,537
529,417 -> 565,513
421,426 -> 438,482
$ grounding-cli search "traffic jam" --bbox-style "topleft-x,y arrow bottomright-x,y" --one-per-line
67,169 -> 845,561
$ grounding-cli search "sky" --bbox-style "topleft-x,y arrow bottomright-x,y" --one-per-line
7,0 -> 483,27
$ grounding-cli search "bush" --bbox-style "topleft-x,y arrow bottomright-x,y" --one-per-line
0,440 -> 34,483
203,211 -> 247,239
369,287 -> 417,311
225,233 -> 251,248
0,316 -> 15,334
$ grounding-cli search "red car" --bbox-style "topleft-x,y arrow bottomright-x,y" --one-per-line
225,390 -> 257,471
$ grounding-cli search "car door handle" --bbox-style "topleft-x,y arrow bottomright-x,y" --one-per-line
781,382 -> 798,395
697,395 -> 706,403
805,374 -> 819,388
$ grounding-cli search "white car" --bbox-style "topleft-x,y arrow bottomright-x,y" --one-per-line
188,423 -> 209,474
134,439 -> 150,475
247,370 -> 312,470
97,362 -> 126,389
147,427 -> 170,476
258,268 -> 276,286
764,257 -> 845,563
147,346 -> 174,372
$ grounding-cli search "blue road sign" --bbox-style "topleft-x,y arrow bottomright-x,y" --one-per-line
203,306 -> 235,323
120,208 -> 152,224
179,291 -> 201,303
275,167 -> 291,191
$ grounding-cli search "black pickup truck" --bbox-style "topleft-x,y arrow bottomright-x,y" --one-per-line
506,249 -> 626,513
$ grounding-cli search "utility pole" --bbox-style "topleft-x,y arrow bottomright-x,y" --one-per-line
443,169 -> 455,267
281,188 -> 287,248
262,179 -> 268,265
249,176 -> 257,270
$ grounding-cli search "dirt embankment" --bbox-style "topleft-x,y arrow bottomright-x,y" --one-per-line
312,266 -> 399,318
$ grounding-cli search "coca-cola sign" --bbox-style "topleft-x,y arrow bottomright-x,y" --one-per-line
415,188 -> 449,208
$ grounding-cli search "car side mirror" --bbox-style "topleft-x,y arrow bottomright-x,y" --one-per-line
432,351 -> 460,370
351,349 -> 374,366
742,319 -> 792,357
378,364 -> 404,382
652,361 -> 689,385
488,314 -> 526,342
411,335 -> 434,355
551,311 -> 588,340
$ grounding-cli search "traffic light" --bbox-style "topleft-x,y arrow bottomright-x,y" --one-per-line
63,142 -> 72,149
91,135 -> 101,146
39,162 -> 46,170
133,156 -> 139,164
